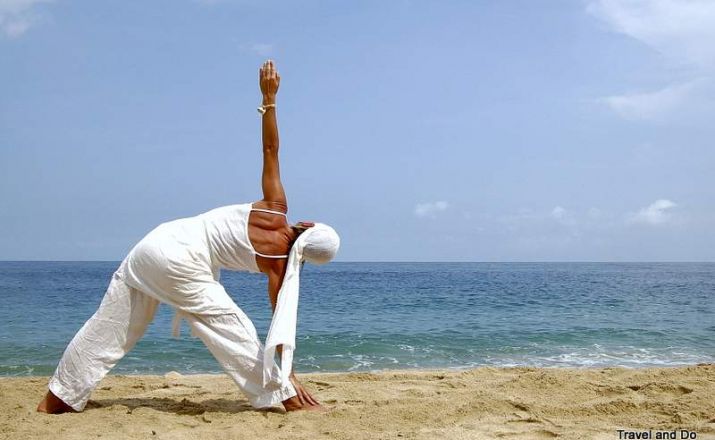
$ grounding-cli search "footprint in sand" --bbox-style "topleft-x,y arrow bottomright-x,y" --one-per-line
507,416 -> 543,424
344,399 -> 364,405
307,380 -> 334,390
627,383 -> 694,395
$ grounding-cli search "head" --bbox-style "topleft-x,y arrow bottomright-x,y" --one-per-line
291,222 -> 340,265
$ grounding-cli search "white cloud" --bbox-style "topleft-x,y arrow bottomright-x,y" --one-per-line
0,0 -> 52,38
627,199 -> 677,225
551,206 -> 577,227
587,0 -> 715,69
588,0 -> 715,121
551,206 -> 566,218
414,201 -> 449,218
600,80 -> 701,121
498,205 -> 623,239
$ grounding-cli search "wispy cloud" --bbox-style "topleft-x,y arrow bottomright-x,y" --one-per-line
0,0 -> 53,38
414,201 -> 449,218
588,0 -> 715,69
599,79 -> 704,121
627,199 -> 677,225
242,42 -> 274,57
587,0 -> 715,121
501,202 -> 680,230
499,205 -> 624,236
550,206 -> 577,227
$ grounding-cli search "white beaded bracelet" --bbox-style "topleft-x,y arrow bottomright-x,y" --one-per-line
257,104 -> 276,114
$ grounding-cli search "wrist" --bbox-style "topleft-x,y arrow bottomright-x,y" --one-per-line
262,95 -> 276,105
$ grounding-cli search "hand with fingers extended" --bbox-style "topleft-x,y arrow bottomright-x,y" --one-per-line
281,372 -> 324,412
260,59 -> 280,102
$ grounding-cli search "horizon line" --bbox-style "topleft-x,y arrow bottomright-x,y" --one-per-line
1,260 -> 713,264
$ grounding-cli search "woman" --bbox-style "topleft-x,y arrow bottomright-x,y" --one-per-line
36,60 -> 340,414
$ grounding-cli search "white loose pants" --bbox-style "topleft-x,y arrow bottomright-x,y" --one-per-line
48,269 -> 296,411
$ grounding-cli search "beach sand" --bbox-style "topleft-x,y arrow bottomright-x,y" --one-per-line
1,365 -> 714,440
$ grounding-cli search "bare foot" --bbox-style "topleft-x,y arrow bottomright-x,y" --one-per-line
37,390 -> 76,414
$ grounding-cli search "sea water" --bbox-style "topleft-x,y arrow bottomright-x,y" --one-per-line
1,262 -> 713,376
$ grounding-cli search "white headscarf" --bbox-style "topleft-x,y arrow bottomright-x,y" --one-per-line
263,223 -> 340,387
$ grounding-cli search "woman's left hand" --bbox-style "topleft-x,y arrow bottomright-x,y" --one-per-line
259,59 -> 280,100
289,372 -> 321,407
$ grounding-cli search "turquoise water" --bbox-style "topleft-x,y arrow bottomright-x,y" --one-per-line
0,262 -> 713,376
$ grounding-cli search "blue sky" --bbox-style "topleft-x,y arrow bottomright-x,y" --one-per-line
1,0 -> 713,261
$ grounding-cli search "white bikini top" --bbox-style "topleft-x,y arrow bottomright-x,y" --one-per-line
249,208 -> 290,259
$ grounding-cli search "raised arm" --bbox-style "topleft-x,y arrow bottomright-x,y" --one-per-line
259,60 -> 287,209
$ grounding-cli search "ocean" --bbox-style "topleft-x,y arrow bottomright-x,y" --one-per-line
1,262 -> 713,376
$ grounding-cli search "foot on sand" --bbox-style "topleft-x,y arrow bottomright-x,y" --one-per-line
36,391 -> 76,414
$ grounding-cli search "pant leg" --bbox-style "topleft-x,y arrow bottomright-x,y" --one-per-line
183,310 -> 297,408
48,271 -> 159,411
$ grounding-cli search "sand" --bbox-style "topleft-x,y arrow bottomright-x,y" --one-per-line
1,365 -> 714,440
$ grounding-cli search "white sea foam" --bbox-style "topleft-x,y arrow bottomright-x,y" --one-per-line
480,345 -> 713,368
